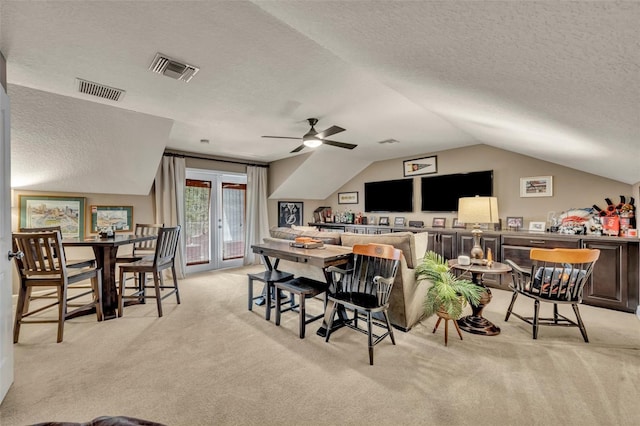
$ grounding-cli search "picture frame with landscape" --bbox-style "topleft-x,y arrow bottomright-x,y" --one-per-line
90,205 -> 133,233
19,195 -> 86,239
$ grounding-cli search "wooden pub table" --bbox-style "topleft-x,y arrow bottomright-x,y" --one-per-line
63,233 -> 157,320
251,241 -> 353,336
448,260 -> 512,336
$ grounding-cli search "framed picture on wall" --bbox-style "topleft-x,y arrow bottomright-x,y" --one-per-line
278,201 -> 303,227
520,176 -> 553,197
19,195 -> 86,239
338,191 -> 358,204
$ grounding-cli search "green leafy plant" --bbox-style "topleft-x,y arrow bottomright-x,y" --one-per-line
416,251 -> 484,320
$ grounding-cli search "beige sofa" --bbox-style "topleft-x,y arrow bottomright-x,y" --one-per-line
264,226 -> 431,331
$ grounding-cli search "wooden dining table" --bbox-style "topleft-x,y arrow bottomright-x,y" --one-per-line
63,233 -> 156,320
251,241 -> 353,336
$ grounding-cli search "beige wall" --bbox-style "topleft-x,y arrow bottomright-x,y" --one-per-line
269,144 -> 637,227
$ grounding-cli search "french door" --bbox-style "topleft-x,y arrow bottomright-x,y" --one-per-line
185,169 -> 246,273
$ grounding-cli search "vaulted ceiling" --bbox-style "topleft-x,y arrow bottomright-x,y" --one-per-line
2,1 -> 638,197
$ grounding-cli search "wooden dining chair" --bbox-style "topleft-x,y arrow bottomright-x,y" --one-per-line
325,243 -> 402,365
116,223 -> 163,263
504,248 -> 600,342
117,226 -> 181,317
12,230 -> 103,343
17,226 -> 98,317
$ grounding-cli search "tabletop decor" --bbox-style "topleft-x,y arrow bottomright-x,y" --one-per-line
19,195 -> 86,239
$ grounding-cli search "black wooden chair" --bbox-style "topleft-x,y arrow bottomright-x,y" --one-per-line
504,248 -> 600,342
12,230 -> 103,343
325,243 -> 402,365
117,226 -> 181,317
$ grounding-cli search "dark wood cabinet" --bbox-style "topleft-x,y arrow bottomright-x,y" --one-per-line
582,239 -> 638,312
428,230 -> 457,260
310,223 -> 639,313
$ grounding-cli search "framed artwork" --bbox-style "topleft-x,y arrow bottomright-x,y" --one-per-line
403,156 -> 437,177
452,218 -> 466,229
338,191 -> 359,204
379,216 -> 390,226
19,195 -> 86,239
90,205 -> 133,233
520,176 -> 553,197
529,221 -> 546,232
506,216 -> 524,230
394,217 -> 406,226
432,217 -> 446,228
278,201 -> 303,227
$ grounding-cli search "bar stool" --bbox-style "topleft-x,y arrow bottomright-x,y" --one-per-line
274,277 -> 328,338
247,270 -> 294,320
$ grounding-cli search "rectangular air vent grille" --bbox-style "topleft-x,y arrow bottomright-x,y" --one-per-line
149,53 -> 199,82
76,78 -> 125,101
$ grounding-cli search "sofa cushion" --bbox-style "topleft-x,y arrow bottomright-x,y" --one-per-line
340,232 -> 425,269
269,226 -> 300,240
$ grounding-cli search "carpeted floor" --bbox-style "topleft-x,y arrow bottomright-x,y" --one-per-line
1,265 -> 639,426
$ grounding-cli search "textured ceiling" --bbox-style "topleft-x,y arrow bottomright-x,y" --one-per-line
1,1 -> 638,197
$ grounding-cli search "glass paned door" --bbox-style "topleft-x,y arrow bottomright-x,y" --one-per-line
185,170 -> 246,273
185,179 -> 211,266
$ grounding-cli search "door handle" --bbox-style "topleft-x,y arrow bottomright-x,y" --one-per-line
8,250 -> 24,261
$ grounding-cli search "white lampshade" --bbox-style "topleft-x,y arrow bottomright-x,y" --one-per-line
458,196 -> 499,224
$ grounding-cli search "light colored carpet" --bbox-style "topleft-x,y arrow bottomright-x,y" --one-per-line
1,265 -> 639,426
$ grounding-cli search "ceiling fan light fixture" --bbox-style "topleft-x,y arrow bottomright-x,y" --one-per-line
303,135 -> 322,148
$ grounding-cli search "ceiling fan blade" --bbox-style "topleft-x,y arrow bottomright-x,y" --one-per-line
290,144 -> 306,153
316,125 -> 345,139
322,139 -> 357,150
262,136 -> 301,140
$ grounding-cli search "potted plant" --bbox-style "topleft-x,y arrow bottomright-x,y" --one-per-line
416,250 -> 484,321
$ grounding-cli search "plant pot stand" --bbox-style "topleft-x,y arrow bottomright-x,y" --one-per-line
433,311 -> 463,346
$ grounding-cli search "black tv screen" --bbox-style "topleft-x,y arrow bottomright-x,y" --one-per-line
421,170 -> 493,212
364,179 -> 414,213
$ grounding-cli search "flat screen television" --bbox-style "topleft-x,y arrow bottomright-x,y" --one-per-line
421,170 -> 493,212
364,178 -> 414,213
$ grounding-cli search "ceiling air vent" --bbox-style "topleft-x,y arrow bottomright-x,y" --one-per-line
378,138 -> 399,144
76,78 -> 125,101
149,53 -> 199,82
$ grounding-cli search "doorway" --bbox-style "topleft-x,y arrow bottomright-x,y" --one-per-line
185,169 -> 246,273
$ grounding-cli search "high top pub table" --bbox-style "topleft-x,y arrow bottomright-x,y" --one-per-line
448,260 -> 512,336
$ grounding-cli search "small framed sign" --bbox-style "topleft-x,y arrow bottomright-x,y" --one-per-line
338,191 -> 359,204
394,217 -> 406,226
432,217 -> 446,228
452,218 -> 466,229
379,216 -> 390,226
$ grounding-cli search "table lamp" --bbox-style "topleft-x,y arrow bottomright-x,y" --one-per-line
457,196 -> 499,264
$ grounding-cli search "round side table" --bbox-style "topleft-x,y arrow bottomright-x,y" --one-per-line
448,260 -> 512,336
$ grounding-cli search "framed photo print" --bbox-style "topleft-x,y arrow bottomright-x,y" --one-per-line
379,216 -> 390,226
394,217 -> 406,226
90,205 -> 133,233
403,156 -> 437,177
278,201 -> 303,227
506,216 -> 524,230
452,218 -> 466,229
529,221 -> 546,232
19,195 -> 86,239
432,217 -> 446,228
338,191 -> 358,204
520,176 -> 553,197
